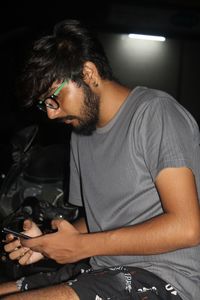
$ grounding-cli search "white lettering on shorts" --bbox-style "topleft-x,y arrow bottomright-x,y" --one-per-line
95,295 -> 111,300
165,284 -> 178,296
67,278 -> 78,286
138,286 -> 158,294
95,295 -> 103,300
109,266 -> 124,271
124,272 -> 132,293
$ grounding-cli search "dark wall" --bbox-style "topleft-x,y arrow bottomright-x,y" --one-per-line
99,33 -> 200,124
180,40 -> 200,121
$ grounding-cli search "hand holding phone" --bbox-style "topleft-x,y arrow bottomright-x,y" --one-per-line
2,227 -> 32,239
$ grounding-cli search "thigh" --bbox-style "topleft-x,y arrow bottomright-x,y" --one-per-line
3,284 -> 80,300
67,266 -> 183,300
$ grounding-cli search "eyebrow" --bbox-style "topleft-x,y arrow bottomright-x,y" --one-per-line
40,84 -> 61,100
39,79 -> 68,100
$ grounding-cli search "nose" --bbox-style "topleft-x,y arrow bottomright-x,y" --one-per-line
46,107 -> 61,119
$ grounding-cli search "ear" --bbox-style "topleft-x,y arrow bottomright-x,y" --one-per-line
83,61 -> 99,87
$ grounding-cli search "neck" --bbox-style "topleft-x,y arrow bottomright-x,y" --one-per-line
97,80 -> 131,127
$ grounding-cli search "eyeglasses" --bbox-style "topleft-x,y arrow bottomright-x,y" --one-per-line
37,79 -> 68,112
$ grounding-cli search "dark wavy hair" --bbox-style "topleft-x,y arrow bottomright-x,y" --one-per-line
19,19 -> 114,106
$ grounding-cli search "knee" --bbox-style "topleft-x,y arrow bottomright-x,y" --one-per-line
60,284 -> 80,300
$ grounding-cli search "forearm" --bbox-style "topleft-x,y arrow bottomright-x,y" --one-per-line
80,213 -> 200,258
0,281 -> 19,297
20,209 -> 200,264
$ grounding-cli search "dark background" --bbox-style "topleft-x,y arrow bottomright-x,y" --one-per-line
0,0 -> 200,143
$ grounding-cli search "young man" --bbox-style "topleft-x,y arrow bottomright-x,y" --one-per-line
1,19 -> 200,299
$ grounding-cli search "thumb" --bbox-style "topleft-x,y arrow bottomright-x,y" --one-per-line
51,219 -> 64,230
23,219 -> 41,236
23,219 -> 33,231
51,219 -> 73,231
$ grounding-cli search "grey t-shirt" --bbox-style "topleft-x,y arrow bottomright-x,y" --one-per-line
69,86 -> 200,300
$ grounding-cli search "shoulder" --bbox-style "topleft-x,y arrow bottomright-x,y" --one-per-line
134,86 -> 177,107
126,87 -> 178,126
133,87 -> 196,123
128,86 -> 177,114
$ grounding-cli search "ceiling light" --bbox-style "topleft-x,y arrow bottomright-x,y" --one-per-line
128,34 -> 166,42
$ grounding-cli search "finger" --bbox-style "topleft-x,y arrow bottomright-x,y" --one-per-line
19,250 -> 44,265
9,247 -> 29,260
4,239 -> 21,253
18,250 -> 33,265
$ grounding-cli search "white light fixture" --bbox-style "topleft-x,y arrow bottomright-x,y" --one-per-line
128,34 -> 166,42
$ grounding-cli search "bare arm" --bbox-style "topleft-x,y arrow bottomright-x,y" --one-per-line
86,167 -> 200,256
0,281 -> 19,297
21,167 -> 200,263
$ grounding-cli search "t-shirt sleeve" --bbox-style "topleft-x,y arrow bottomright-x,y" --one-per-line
68,135 -> 83,207
137,96 -> 197,181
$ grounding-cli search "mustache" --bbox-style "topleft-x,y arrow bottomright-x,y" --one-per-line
57,115 -> 81,123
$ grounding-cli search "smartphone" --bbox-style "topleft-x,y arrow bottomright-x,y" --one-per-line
2,227 -> 32,239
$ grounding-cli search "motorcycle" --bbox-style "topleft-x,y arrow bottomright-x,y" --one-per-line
0,124 -> 81,284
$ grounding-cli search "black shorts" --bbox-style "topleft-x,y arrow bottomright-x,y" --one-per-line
66,266 -> 183,300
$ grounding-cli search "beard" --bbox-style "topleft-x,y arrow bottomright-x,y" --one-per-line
60,83 -> 100,135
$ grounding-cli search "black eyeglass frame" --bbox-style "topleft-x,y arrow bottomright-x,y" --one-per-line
37,79 -> 68,112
